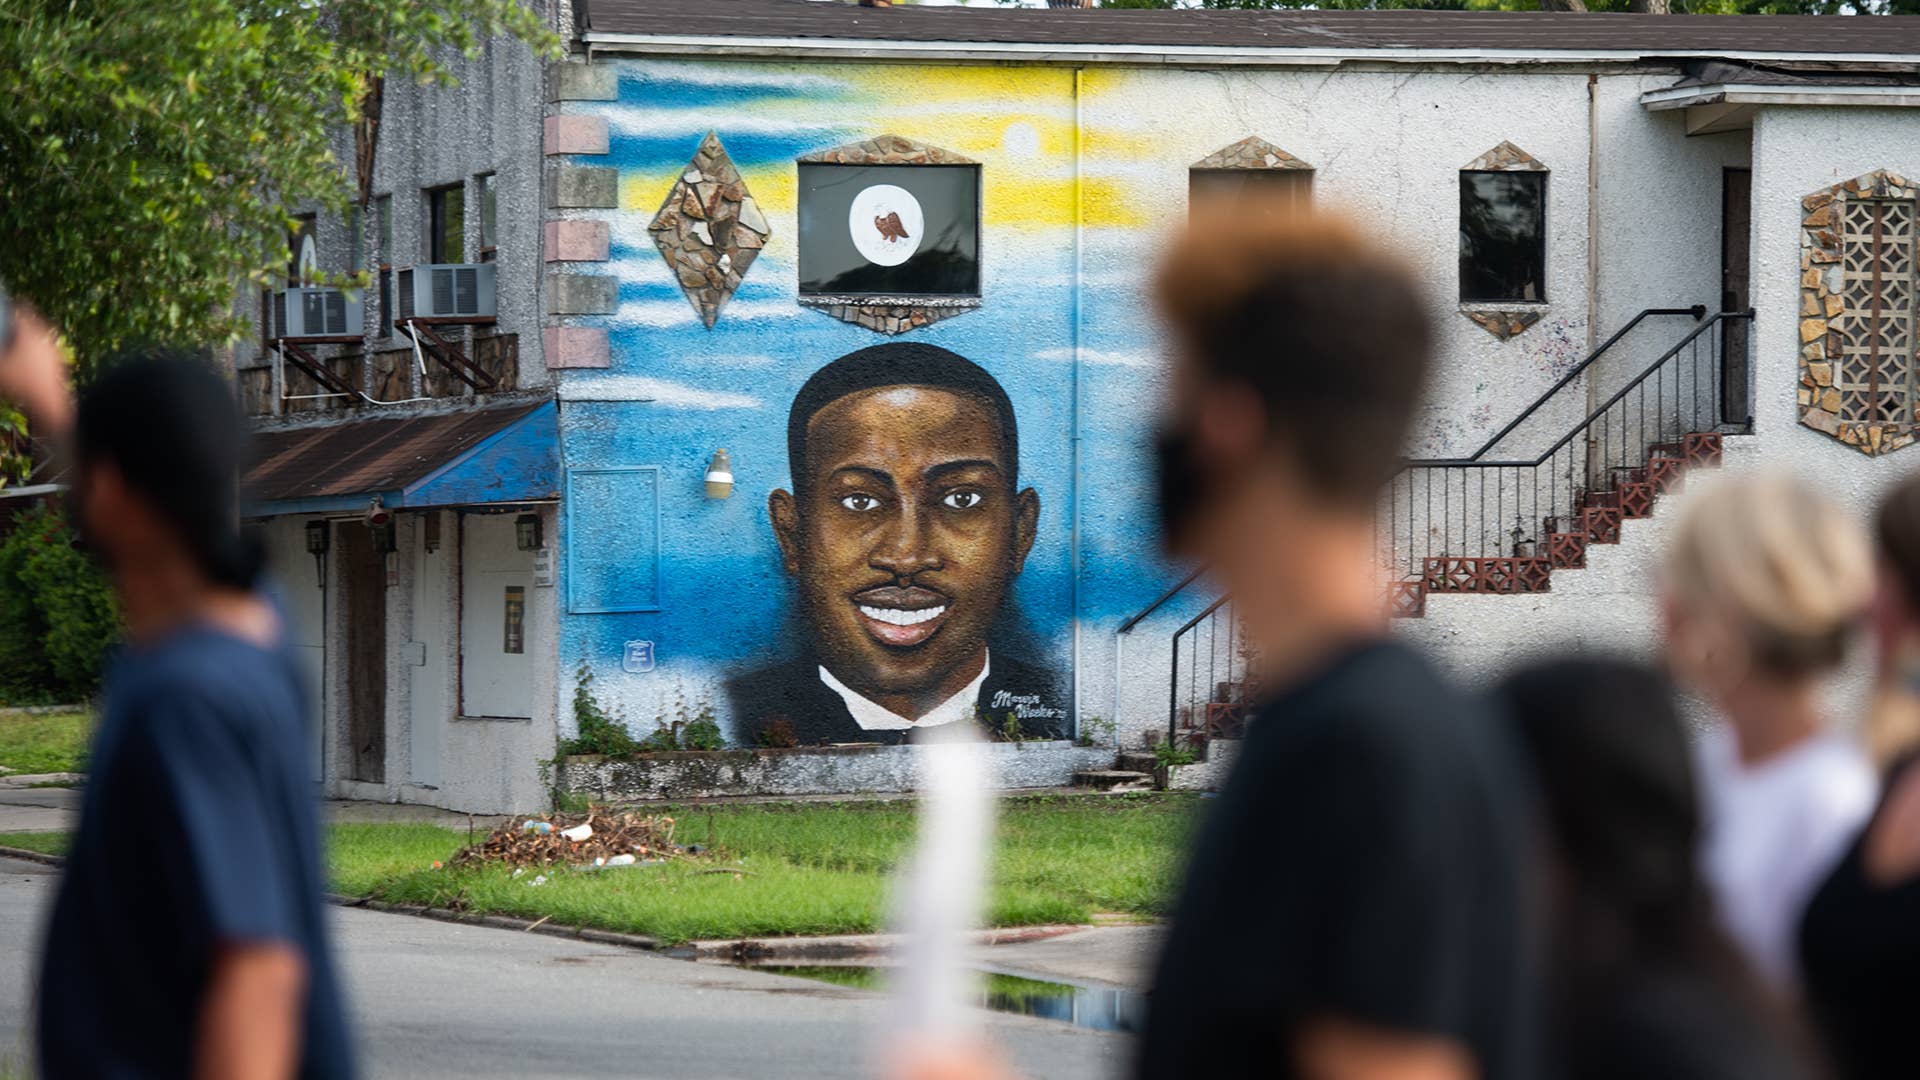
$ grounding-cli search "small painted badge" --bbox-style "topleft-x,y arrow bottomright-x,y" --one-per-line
622,640 -> 656,674
848,184 -> 923,267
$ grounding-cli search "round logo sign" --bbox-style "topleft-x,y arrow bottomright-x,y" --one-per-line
848,184 -> 923,267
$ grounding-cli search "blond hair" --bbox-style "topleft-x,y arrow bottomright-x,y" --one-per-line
1664,471 -> 1872,678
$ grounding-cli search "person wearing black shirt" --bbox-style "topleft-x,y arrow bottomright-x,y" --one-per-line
889,209 -> 1538,1080
1130,209 -> 1538,1080
1800,473 -> 1920,1080
1502,659 -> 1817,1080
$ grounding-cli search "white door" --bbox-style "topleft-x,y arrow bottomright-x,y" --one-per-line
460,514 -> 534,719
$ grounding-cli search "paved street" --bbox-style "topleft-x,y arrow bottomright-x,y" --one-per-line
0,857 -> 1129,1079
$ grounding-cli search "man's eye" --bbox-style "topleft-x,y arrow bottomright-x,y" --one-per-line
839,494 -> 880,512
942,491 -> 983,510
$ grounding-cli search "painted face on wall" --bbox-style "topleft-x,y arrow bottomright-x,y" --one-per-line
770,384 -> 1040,718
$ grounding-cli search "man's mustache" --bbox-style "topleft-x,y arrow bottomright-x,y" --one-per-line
851,583 -> 951,610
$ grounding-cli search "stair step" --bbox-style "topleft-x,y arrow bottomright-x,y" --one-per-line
1073,769 -> 1155,791
1117,751 -> 1158,774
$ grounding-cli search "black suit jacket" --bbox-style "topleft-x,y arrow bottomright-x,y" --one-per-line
727,651 -> 1069,747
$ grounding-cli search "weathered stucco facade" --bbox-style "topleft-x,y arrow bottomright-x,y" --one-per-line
235,4 -> 1920,811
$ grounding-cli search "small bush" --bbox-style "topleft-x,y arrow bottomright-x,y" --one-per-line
681,703 -> 723,751
0,505 -> 116,703
754,716 -> 799,749
557,662 -> 638,757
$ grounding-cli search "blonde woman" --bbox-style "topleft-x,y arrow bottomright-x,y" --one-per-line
1799,472 -> 1920,1078
1662,471 -> 1878,994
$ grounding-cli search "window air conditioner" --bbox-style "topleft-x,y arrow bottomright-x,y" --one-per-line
273,287 -> 362,339
397,263 -> 497,320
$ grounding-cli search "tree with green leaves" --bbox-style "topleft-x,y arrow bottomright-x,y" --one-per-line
0,1 -> 560,386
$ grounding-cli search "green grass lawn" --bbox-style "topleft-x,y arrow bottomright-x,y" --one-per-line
338,795 -> 1198,944
0,832 -> 69,856
0,795 -> 1201,945
0,710 -> 91,775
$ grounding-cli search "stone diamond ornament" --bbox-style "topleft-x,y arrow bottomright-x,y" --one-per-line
649,132 -> 768,328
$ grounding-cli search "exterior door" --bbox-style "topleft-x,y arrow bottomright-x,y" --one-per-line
1722,168 -> 1752,426
341,522 -> 387,783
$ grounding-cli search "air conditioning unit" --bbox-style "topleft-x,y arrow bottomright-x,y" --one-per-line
398,263 -> 497,320
273,287 -> 362,340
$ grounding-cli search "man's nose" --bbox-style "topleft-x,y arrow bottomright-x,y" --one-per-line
869,501 -> 943,579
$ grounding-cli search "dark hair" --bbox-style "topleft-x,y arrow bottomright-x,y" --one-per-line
786,343 -> 1018,491
1878,473 -> 1920,615
74,350 -> 264,590
1500,658 -> 1703,939
1154,211 -> 1431,506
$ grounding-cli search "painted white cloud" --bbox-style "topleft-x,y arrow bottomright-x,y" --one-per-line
559,376 -> 763,410
602,106 -> 835,139
1032,346 -> 1163,369
623,61 -> 846,93
609,298 -> 800,329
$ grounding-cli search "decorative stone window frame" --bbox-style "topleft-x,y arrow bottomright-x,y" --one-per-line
1798,169 -> 1920,456
1459,141 -> 1549,341
1190,135 -> 1315,175
796,135 -> 982,336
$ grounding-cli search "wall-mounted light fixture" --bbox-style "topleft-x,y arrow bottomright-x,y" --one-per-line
515,512 -> 543,552
305,519 -> 330,589
705,448 -> 734,500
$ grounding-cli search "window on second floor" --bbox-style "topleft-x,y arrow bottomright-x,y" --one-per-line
1189,168 -> 1313,219
1460,170 -> 1547,303
375,194 -> 393,337
427,183 -> 464,264
477,173 -> 498,262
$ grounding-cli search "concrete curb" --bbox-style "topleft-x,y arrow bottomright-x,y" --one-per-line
0,843 -> 64,868
326,894 -> 667,952
687,923 -> 1088,961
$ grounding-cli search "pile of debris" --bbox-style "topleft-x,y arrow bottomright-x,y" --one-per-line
452,808 -> 684,870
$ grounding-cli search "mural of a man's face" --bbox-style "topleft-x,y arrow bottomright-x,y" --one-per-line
771,384 -> 1039,716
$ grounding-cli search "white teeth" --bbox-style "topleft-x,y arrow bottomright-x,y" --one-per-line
858,604 -> 947,627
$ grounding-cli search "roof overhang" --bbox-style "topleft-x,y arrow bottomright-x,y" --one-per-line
581,30 -> 1920,69
243,399 -> 559,518
1642,82 -> 1920,135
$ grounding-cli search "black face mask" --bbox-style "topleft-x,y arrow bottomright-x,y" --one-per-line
1154,425 -> 1209,557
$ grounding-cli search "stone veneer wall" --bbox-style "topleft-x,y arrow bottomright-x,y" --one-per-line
649,132 -> 771,328
1797,168 -> 1920,456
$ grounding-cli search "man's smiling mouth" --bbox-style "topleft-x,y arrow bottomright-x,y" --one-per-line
851,585 -> 951,648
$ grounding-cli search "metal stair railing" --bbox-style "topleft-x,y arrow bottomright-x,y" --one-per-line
1383,309 -> 1754,590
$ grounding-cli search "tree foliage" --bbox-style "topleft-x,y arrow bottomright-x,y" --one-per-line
0,505 -> 117,703
0,2 -> 560,384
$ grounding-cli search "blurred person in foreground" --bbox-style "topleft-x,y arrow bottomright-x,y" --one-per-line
900,210 -> 1538,1080
1133,209 -> 1537,1080
1662,472 -> 1877,995
1500,658 -> 1818,1080
1799,471 -> 1920,1078
0,319 -> 353,1079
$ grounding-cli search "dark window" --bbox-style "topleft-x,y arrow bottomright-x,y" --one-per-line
375,195 -> 392,337
797,164 -> 980,297
1460,171 -> 1546,303
346,205 -> 364,272
427,184 -> 464,264
1189,169 -> 1313,218
477,173 -> 497,261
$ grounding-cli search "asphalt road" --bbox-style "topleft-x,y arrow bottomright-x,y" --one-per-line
0,856 -> 1128,1079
